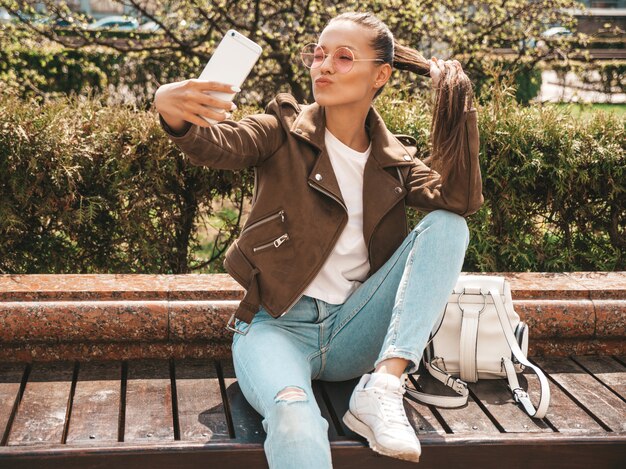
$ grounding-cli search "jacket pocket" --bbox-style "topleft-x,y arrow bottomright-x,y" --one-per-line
243,209 -> 285,233
253,233 -> 290,254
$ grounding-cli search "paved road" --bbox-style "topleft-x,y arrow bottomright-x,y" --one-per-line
536,69 -> 625,103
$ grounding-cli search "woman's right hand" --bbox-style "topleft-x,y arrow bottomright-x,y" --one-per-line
154,79 -> 239,131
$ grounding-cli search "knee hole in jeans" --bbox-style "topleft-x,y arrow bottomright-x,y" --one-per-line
274,386 -> 308,403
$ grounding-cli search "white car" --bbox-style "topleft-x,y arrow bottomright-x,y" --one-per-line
541,26 -> 573,38
86,16 -> 139,31
0,8 -> 11,23
138,20 -> 160,32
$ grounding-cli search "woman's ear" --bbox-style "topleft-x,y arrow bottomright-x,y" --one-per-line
374,63 -> 392,89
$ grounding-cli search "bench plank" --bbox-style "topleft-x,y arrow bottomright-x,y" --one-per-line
311,380 -> 342,440
7,362 -> 74,445
0,363 -> 25,445
467,372 -> 552,433
174,359 -> 230,441
124,359 -> 174,442
533,356 -> 626,432
524,362 -> 605,433
219,359 -> 265,442
407,371 -> 500,434
66,361 -> 121,443
572,355 -> 626,399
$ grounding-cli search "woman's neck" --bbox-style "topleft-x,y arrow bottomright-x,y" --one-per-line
324,101 -> 371,152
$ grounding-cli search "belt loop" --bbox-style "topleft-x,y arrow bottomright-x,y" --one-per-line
313,297 -> 321,323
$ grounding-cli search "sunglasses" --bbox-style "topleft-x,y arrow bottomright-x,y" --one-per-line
300,43 -> 384,74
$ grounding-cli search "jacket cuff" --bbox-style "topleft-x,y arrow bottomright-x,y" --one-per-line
158,113 -> 192,138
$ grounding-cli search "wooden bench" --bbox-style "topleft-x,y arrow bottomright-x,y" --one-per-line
0,272 -> 625,467
0,356 -> 625,468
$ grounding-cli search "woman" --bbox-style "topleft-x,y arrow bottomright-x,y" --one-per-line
154,11 -> 482,468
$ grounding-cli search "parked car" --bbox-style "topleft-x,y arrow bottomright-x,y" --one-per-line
86,15 -> 139,31
35,15 -> 86,28
519,26 -> 573,49
0,8 -> 12,23
138,14 -> 203,32
138,20 -> 161,32
2,8 -> 40,23
541,26 -> 573,38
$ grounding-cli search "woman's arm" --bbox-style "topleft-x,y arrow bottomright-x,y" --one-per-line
154,79 -> 285,169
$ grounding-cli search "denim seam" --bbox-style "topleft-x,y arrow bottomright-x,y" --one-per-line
388,242 -> 418,346
233,350 -> 269,417
327,227 -> 420,344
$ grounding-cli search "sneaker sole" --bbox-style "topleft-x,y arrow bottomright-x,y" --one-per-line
342,410 -> 421,463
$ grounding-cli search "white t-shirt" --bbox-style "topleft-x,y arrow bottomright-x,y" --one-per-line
302,128 -> 371,304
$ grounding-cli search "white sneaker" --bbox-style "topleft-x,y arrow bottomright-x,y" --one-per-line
342,372 -> 421,463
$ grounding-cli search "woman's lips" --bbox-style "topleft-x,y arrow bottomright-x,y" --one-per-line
315,78 -> 333,87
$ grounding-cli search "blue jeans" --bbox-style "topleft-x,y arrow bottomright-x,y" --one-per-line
231,209 -> 470,468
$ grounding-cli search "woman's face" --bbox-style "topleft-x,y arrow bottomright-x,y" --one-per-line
310,21 -> 388,108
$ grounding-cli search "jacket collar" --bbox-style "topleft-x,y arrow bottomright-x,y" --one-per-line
290,101 -> 413,168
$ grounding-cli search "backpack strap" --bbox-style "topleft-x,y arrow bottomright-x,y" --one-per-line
490,290 -> 551,418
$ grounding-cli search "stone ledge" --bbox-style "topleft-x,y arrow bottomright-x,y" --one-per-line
0,272 -> 623,362
1,271 -> 624,301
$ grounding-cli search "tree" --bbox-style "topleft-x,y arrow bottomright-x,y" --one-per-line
1,0 -> 583,104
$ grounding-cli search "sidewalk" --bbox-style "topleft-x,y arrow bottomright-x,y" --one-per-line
537,69 -> 626,103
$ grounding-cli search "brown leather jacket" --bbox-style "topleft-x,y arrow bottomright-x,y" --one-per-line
159,93 -> 483,323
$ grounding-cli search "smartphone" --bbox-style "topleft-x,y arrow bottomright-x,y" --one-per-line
198,30 -> 263,124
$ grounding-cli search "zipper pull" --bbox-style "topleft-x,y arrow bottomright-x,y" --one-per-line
273,234 -> 288,248
280,210 -> 285,222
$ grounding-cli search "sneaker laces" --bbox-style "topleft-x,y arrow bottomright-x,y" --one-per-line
372,385 -> 412,429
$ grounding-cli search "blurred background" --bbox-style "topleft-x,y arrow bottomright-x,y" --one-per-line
0,0 -> 624,275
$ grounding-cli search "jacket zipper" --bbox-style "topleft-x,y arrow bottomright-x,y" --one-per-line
280,292 -> 303,317
253,233 -> 289,253
307,181 -> 347,212
243,209 -> 285,233
278,184 -> 348,318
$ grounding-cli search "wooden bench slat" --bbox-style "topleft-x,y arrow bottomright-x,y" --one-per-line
124,359 -> 174,442
219,359 -> 265,442
572,355 -> 626,400
407,370 -> 500,434
7,362 -> 74,445
533,356 -> 626,432
173,359 -> 230,441
0,363 -> 26,445
320,377 -> 447,439
523,363 -> 605,433
66,361 -> 121,443
311,380 -> 342,440
467,372 -> 553,433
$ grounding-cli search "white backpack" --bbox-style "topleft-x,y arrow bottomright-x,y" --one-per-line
405,275 -> 551,418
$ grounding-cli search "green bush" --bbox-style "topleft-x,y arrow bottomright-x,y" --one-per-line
0,90 -> 253,273
0,83 -> 623,274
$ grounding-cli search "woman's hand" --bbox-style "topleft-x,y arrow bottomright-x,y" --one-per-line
154,79 -> 239,132
429,56 -> 463,89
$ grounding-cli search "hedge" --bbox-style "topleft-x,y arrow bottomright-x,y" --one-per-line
0,84 -> 623,274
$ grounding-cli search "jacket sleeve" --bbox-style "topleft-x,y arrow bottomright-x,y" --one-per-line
404,108 -> 484,217
158,111 -> 285,170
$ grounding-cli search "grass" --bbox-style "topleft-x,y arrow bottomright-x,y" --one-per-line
547,102 -> 626,119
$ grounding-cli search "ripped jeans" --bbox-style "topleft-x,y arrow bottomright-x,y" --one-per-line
231,209 -> 470,468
